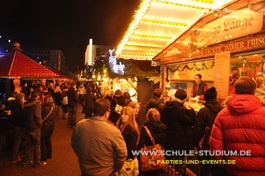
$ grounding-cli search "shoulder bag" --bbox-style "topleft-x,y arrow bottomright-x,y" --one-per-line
140,126 -> 165,172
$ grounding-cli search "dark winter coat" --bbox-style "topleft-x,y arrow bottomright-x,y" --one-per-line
67,87 -> 79,108
161,101 -> 196,151
10,100 -> 25,127
104,96 -> 115,111
138,120 -> 166,149
24,98 -> 42,131
193,99 -> 223,149
210,95 -> 265,176
109,96 -> 125,124
113,96 -> 125,107
146,97 -> 164,114
53,92 -> 62,106
41,103 -> 56,137
0,110 -> 10,135
122,125 -> 138,159
82,93 -> 97,115
124,98 -> 132,107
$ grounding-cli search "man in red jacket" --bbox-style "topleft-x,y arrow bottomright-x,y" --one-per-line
210,76 -> 265,176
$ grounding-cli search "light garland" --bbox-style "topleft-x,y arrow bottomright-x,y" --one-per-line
116,0 -> 152,56
166,62 -> 214,81
140,19 -> 188,28
154,0 -> 208,11
231,56 -> 265,69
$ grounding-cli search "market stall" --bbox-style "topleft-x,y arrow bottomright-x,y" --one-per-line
151,0 -> 265,102
0,49 -> 59,94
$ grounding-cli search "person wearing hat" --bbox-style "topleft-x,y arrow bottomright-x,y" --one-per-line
193,87 -> 223,176
146,88 -> 164,115
161,89 -> 196,175
210,76 -> 265,176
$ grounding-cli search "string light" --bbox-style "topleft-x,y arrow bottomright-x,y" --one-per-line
116,0 -> 235,61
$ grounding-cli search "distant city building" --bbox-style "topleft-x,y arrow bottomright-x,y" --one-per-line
23,48 -> 66,71
84,42 -> 113,66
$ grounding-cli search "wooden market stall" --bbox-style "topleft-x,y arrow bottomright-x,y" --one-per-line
116,0 -> 265,109
151,0 -> 265,101
0,50 -> 59,94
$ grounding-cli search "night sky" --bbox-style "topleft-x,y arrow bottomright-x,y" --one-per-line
0,0 -> 140,70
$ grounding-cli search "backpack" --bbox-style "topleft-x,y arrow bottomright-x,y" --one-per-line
62,96 -> 68,105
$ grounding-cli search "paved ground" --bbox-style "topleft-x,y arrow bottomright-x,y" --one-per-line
0,104 -> 198,176
0,105 -> 84,176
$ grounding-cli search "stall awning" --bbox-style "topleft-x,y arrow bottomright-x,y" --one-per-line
0,51 -> 58,78
116,0 -> 236,60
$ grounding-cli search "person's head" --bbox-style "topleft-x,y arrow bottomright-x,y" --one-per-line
124,92 -> 131,99
154,88 -> 163,99
174,89 -> 187,100
128,101 -> 140,115
114,89 -> 122,97
104,89 -> 112,97
146,108 -> 161,122
234,76 -> 257,94
117,107 -> 138,133
48,83 -> 54,89
44,95 -> 54,104
204,87 -> 217,101
86,87 -> 92,94
54,85 -> 61,93
256,77 -> 265,88
0,101 -> 5,111
195,74 -> 202,85
93,98 -> 111,119
30,90 -> 39,99
15,92 -> 25,103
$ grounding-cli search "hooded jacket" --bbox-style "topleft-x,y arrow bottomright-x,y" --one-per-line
138,120 -> 166,149
161,101 -> 196,151
41,102 -> 56,137
146,97 -> 164,114
24,98 -> 42,131
194,99 -> 223,149
210,95 -> 265,176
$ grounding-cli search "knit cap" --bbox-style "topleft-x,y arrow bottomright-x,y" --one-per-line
204,87 -> 217,101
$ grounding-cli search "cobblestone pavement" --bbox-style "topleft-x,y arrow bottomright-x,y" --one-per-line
0,105 -> 84,176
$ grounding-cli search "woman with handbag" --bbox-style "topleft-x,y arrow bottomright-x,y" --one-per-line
138,108 -> 166,176
116,107 -> 139,176
41,95 -> 56,163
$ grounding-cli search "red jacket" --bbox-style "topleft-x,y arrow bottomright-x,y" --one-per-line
210,94 -> 265,176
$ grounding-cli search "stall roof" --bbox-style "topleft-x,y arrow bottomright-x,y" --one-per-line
45,66 -> 73,80
116,0 -> 236,60
0,51 -> 58,78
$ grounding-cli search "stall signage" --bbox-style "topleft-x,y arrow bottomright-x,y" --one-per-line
214,52 -> 230,100
197,9 -> 263,47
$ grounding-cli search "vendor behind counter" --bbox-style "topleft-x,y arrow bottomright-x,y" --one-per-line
191,74 -> 208,100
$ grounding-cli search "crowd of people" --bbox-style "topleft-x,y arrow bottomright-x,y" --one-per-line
0,76 -> 265,176
71,76 -> 265,176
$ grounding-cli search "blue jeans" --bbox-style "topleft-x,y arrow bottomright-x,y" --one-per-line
68,106 -> 77,127
23,129 -> 41,163
12,127 -> 25,161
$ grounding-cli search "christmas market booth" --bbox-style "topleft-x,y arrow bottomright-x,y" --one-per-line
0,48 -> 61,98
152,0 -> 265,102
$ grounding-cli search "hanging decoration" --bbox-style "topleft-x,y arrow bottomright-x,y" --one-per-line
166,62 -> 214,81
230,56 -> 265,69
